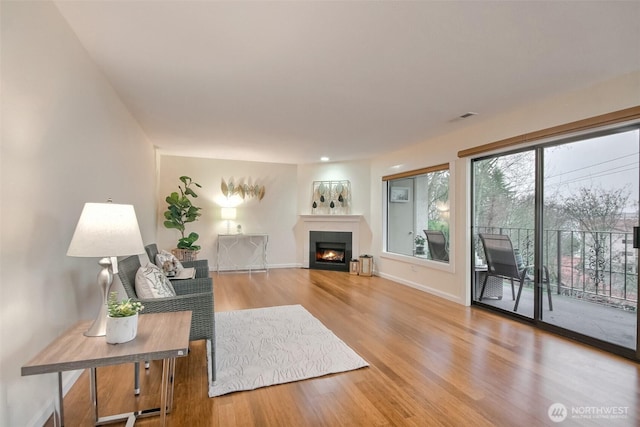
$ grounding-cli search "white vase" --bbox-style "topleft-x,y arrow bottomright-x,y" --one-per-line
105,313 -> 138,344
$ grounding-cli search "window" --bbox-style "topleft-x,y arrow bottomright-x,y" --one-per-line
384,164 -> 450,263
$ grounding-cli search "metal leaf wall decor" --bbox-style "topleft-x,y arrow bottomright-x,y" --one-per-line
221,178 -> 266,201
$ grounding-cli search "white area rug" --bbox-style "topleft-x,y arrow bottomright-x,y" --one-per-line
208,304 -> 369,397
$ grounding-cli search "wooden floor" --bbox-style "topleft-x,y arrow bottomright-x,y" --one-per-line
57,269 -> 640,426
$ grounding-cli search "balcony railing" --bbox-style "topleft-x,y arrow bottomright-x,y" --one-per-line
476,227 -> 638,311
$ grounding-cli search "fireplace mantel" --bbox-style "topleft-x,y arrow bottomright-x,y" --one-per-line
299,215 -> 363,268
300,214 -> 362,222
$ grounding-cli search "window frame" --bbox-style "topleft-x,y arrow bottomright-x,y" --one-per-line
381,162 -> 455,273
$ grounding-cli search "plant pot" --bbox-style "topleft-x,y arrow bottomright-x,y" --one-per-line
105,313 -> 138,344
171,248 -> 199,262
415,246 -> 425,255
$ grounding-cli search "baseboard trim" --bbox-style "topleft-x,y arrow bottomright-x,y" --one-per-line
28,369 -> 82,427
210,263 -> 301,272
377,272 -> 463,304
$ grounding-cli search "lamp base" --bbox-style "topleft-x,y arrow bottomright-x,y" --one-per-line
84,257 -> 113,337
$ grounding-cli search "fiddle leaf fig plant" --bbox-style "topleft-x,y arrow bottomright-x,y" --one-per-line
163,176 -> 202,251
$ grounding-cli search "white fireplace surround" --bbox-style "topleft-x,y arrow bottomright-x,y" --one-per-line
300,215 -> 362,268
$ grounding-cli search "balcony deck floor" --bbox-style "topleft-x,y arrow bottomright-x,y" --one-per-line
477,284 -> 637,349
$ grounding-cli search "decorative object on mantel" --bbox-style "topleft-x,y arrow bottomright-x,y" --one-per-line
311,180 -> 351,214
221,178 -> 265,201
163,176 -> 202,261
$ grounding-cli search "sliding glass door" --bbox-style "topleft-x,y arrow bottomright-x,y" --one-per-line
472,151 -> 537,319
542,129 -> 639,349
472,126 -> 639,353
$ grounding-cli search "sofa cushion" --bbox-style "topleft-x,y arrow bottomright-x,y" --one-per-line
135,263 -> 176,299
155,249 -> 184,276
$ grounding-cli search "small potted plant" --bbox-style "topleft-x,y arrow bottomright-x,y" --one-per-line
105,292 -> 144,344
415,235 -> 426,255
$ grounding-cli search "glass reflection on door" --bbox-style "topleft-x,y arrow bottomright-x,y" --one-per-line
542,129 -> 639,349
473,151 -> 536,319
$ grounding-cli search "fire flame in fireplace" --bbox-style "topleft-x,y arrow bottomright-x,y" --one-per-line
319,250 -> 344,262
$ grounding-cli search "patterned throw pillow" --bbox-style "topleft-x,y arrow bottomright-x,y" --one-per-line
155,250 -> 184,276
135,263 -> 177,299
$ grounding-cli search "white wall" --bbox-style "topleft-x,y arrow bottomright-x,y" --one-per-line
0,2 -> 157,426
156,156 -> 299,269
371,71 -> 640,304
155,157 -> 373,270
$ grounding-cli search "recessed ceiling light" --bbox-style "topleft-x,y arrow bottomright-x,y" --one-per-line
320,157 -> 330,162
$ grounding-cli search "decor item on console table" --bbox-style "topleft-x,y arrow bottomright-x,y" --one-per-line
221,207 -> 236,234
163,176 -> 202,261
311,180 -> 351,215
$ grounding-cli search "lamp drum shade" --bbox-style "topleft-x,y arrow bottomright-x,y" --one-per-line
221,207 -> 237,220
67,202 -> 145,257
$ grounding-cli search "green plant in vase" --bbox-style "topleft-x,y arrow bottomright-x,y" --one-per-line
106,292 -> 144,344
415,235 -> 426,255
107,292 -> 144,317
163,176 -> 203,256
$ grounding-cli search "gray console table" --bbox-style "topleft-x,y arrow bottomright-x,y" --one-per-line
216,233 -> 269,273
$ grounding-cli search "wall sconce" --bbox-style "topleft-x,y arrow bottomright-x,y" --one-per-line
221,207 -> 236,234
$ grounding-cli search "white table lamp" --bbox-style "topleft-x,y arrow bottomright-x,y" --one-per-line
67,201 -> 145,336
221,207 -> 236,234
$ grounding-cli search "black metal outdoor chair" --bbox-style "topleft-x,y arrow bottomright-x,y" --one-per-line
423,230 -> 449,262
478,233 -> 553,312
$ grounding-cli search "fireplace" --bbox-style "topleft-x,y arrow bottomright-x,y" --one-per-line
309,231 -> 352,272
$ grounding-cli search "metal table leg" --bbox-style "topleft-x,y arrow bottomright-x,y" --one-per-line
89,358 -> 177,426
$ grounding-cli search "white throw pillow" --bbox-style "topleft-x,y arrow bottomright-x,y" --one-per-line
135,263 -> 177,299
155,249 -> 184,276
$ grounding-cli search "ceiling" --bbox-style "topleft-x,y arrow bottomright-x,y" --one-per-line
54,1 -> 640,165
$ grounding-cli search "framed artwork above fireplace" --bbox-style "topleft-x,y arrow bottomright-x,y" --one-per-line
311,180 -> 351,214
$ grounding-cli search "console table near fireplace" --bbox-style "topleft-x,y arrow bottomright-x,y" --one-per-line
216,233 -> 269,273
